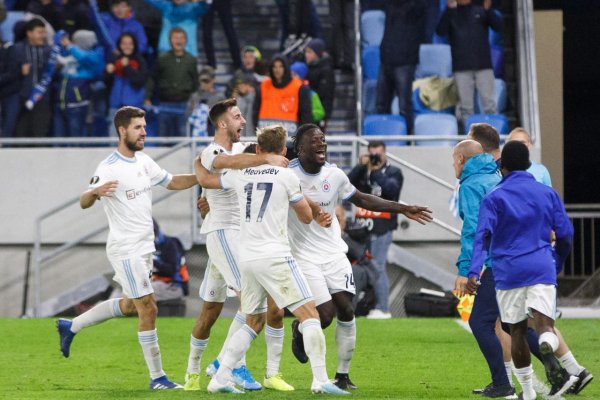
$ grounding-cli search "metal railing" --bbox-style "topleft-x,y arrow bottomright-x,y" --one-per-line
25,135 -> 464,316
563,206 -> 600,279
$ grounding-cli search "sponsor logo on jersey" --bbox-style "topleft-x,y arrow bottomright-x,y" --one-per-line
125,186 -> 152,200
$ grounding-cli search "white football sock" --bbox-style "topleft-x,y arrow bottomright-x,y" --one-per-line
70,298 -> 123,333
217,311 -> 246,366
504,361 -> 514,386
335,319 -> 356,374
187,335 -> 209,374
138,329 -> 165,380
514,364 -> 536,400
301,318 -> 328,383
265,325 -> 284,378
539,331 -> 559,352
215,325 -> 257,385
558,351 -> 585,375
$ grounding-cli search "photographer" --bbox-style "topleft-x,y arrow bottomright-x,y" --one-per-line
347,141 -> 403,319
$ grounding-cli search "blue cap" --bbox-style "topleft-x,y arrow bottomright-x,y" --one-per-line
290,61 -> 308,80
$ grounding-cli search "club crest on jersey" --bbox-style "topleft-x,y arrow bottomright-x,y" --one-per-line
322,179 -> 331,192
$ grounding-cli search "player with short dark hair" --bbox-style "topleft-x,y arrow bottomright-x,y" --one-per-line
57,105 -> 198,390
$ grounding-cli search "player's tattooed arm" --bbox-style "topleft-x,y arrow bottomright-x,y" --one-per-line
348,191 -> 433,225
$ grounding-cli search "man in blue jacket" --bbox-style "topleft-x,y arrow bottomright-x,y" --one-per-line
467,141 -> 578,400
452,139 -> 515,398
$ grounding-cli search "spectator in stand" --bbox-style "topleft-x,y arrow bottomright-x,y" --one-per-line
329,0 -> 354,71
53,30 -> 105,138
290,61 -> 325,126
235,45 -> 267,86
304,38 -> 334,129
202,0 -> 241,69
275,0 -> 322,50
128,0 -> 162,55
145,27 -> 198,137
105,32 -> 149,136
377,0 -> 427,134
100,0 -> 148,57
347,140 -> 403,320
12,18 -> 52,139
27,0 -> 65,32
436,0 -> 502,125
253,54 -> 312,138
0,40 -> 21,138
62,0 -> 94,37
186,66 -> 225,136
144,0 -> 208,57
229,70 -> 256,137
187,66 -> 226,115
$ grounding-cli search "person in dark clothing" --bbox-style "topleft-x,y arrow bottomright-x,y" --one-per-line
62,0 -> 94,37
304,38 -> 335,128
0,41 -> 22,137
202,0 -> 241,69
328,0 -> 354,71
253,54 -> 312,138
27,0 -> 65,32
151,219 -> 189,299
347,140 -> 403,319
436,0 -> 502,124
12,18 -> 52,139
376,0 -> 427,134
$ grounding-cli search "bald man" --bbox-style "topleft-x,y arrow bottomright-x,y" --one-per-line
452,140 -> 515,397
506,128 -> 551,186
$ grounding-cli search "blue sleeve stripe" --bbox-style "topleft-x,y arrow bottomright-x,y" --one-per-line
289,194 -> 303,204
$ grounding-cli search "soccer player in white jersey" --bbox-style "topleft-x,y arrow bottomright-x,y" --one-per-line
56,106 -> 198,390
196,125 -> 348,395
184,98 -> 291,392
287,124 -> 433,390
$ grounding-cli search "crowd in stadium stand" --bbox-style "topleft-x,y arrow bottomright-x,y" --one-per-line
0,0 -> 506,142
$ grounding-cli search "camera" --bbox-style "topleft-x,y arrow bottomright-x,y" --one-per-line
369,153 -> 381,165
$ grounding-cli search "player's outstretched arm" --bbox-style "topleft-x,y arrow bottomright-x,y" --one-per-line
194,157 -> 222,189
80,180 -> 118,209
291,198 -> 313,224
348,191 -> 433,225
167,174 -> 198,190
213,153 -> 289,170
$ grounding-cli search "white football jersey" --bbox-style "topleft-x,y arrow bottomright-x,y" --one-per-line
287,159 -> 357,263
199,142 -> 246,233
220,165 -> 304,262
88,151 -> 172,259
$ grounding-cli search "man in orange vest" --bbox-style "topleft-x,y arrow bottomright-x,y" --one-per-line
253,54 -> 312,138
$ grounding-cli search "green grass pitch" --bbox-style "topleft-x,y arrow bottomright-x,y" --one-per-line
1,317 -> 598,399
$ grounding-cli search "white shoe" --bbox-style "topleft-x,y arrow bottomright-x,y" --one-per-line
207,377 -> 244,394
366,309 -> 392,319
311,381 -> 350,395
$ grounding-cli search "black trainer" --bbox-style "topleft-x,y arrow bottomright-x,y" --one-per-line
333,373 -> 358,390
291,319 -> 308,363
473,383 -> 492,394
481,383 -> 516,398
567,368 -> 593,394
540,341 -> 579,396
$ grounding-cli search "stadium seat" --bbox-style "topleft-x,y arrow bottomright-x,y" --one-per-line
464,113 -> 509,135
361,10 -> 385,47
363,114 -> 408,146
415,44 -> 452,79
362,46 -> 380,81
414,114 -> 458,146
412,88 -> 455,116
362,79 -> 378,115
0,11 -> 25,43
475,78 -> 507,114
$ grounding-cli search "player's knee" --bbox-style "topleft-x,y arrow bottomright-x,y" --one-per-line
266,307 -> 284,327
121,299 -> 137,316
246,315 -> 265,334
318,309 -> 335,328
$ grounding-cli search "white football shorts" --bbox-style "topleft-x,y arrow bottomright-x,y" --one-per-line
296,254 -> 355,306
496,284 -> 557,324
199,229 -> 242,302
240,256 -> 313,315
108,252 -> 154,299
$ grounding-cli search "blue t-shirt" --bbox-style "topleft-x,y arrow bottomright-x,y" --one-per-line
468,171 -> 573,289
